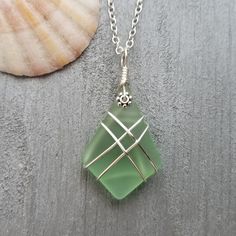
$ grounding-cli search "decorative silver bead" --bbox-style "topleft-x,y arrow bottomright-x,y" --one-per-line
116,91 -> 132,108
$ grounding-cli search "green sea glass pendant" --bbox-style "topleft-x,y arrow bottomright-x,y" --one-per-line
83,88 -> 161,200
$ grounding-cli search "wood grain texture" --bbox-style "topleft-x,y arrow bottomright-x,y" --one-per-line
0,0 -> 236,235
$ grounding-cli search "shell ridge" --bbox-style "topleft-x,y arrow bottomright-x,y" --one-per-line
14,0 -> 60,71
2,1 -> 58,75
50,0 -> 97,38
75,0 -> 100,17
16,0 -> 75,68
0,0 -> 100,76
28,0 -> 93,57
0,2 -> 31,75
28,0 -> 78,60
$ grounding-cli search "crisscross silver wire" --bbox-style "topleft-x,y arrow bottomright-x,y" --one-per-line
85,116 -> 144,169
101,123 -> 146,181
85,112 -> 158,180
108,112 -> 158,172
98,123 -> 149,180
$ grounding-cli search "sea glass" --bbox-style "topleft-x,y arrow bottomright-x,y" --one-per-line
83,101 -> 161,200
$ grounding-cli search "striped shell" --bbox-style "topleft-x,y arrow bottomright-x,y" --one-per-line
0,0 -> 100,77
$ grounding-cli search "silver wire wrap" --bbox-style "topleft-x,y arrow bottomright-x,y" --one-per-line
120,66 -> 128,87
120,48 -> 128,87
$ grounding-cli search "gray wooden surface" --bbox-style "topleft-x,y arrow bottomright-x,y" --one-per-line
0,0 -> 236,235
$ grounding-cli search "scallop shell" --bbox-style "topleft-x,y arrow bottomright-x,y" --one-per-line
0,0 -> 100,77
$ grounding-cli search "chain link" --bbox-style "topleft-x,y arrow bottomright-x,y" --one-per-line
107,0 -> 144,55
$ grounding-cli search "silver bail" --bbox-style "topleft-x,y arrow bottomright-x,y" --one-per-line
119,48 -> 128,88
116,48 -> 132,108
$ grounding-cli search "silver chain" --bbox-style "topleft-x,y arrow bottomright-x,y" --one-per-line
107,0 -> 144,55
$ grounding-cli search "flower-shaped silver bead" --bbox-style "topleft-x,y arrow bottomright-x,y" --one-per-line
116,91 -> 132,108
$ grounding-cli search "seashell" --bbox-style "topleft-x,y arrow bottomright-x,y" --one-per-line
0,0 -> 100,77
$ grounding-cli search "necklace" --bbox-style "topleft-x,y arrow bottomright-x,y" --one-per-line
82,0 -> 161,200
